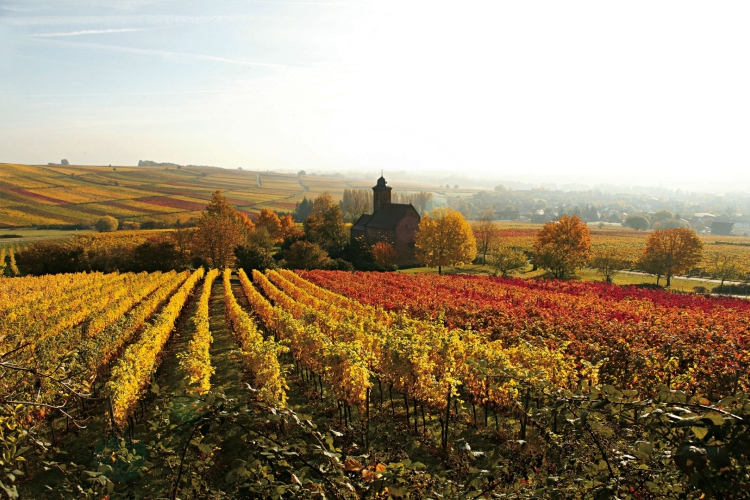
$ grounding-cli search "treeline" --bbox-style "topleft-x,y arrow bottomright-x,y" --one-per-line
15,191 -> 395,276
450,184 -> 750,228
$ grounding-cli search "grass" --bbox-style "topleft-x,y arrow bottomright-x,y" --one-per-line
0,227 -> 96,242
400,262 -> 725,293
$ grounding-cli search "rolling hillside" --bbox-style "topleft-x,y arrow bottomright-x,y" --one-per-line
0,163 -> 350,228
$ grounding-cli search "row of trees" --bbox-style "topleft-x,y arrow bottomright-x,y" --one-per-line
530,216 -> 706,286
335,189 -> 435,222
15,189 -> 730,289
470,215 -> 717,286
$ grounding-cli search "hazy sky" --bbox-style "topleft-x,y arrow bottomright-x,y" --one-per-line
2,1 -> 750,190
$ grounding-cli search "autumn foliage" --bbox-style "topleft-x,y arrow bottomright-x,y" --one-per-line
415,207 -> 477,274
639,227 -> 703,286
533,215 -> 591,279
192,190 -> 249,268
371,241 -> 398,269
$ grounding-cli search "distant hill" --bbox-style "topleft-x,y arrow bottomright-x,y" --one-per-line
137,160 -> 183,167
0,163 -> 352,228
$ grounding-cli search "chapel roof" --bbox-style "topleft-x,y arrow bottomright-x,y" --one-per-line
364,203 -> 419,230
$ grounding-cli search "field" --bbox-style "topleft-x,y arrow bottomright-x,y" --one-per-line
0,163 -> 354,228
448,224 -> 750,288
2,268 -> 748,498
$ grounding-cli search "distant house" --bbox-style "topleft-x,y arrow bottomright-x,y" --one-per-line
711,221 -> 734,236
351,175 -> 421,267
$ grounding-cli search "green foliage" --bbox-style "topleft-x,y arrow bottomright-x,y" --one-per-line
284,241 -> 333,270
624,214 -> 651,231
235,243 -> 277,272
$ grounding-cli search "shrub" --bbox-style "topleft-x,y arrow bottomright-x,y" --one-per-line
94,216 -> 119,232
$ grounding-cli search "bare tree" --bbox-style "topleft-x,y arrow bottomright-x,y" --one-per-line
341,189 -> 371,221
472,216 -> 498,264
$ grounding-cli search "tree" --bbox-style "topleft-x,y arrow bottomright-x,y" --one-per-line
342,236 -> 374,271
172,223 -> 196,263
638,228 -> 703,287
472,216 -> 498,264
235,244 -> 276,272
279,215 -> 296,239
239,212 -> 255,233
94,216 -> 119,232
303,193 -> 348,257
372,242 -> 398,270
293,197 -> 313,222
624,214 -> 650,231
487,246 -> 527,277
652,218 -> 688,230
255,209 -> 283,242
283,241 -> 332,270
192,190 -> 248,269
704,249 -> 743,291
653,210 -> 674,223
591,248 -> 631,283
340,189 -> 372,222
533,215 -> 591,279
414,207 -> 476,274
395,191 -> 433,215
248,227 -> 275,252
133,237 -> 182,272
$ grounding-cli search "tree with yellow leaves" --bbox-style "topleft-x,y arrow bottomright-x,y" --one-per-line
533,215 -> 591,279
192,190 -> 249,268
255,208 -> 283,242
415,207 -> 476,274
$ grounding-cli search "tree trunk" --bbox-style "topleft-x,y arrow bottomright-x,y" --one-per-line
666,274 -> 671,287
438,265 -> 442,275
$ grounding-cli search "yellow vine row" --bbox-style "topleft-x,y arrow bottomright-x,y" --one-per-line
1,272 -> 140,346
0,271 -> 111,313
107,268 -> 203,427
179,268 -> 219,394
249,270 -> 372,410
222,269 -> 287,407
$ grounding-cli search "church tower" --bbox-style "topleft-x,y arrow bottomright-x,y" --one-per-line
372,174 -> 392,212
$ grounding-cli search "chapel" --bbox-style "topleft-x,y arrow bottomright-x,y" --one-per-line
350,175 -> 421,267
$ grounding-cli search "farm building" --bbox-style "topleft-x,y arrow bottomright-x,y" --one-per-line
351,175 -> 421,267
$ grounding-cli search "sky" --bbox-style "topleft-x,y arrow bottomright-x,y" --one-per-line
1,1 -> 750,191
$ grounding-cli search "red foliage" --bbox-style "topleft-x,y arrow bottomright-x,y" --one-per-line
300,271 -> 750,397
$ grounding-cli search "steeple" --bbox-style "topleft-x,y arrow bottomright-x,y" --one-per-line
372,173 -> 392,212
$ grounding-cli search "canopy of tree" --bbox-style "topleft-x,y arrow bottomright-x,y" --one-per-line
652,218 -> 689,230
303,193 -> 348,257
340,189 -> 372,222
624,214 -> 650,231
293,197 -> 313,222
591,248 -> 631,283
192,190 -> 249,269
533,215 -> 591,279
235,244 -> 276,272
472,216 -> 498,264
372,241 -> 398,270
255,209 -> 284,242
487,246 -> 527,277
414,207 -> 476,274
284,241 -> 332,270
638,228 -> 703,286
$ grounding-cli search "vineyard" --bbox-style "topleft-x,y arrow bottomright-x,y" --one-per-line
1,269 -> 748,498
